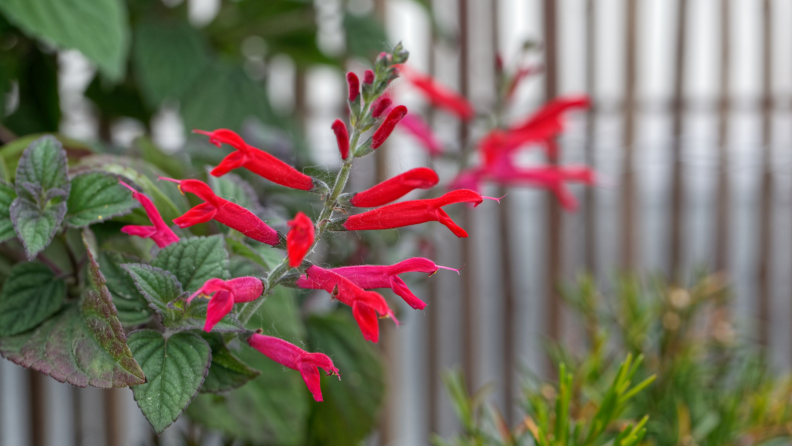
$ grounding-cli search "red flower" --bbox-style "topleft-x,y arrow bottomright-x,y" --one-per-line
161,177 -> 281,246
400,65 -> 475,120
287,212 -> 315,268
363,69 -> 375,85
339,189 -> 499,238
297,257 -> 458,310
347,72 -> 360,102
371,97 -> 393,118
372,105 -> 407,150
188,277 -> 263,331
350,167 -> 439,208
397,114 -> 443,156
247,333 -> 339,402
331,119 -> 350,160
302,266 -> 398,343
195,129 -> 317,192
118,181 -> 179,248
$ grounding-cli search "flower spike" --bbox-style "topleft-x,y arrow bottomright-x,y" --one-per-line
247,333 -> 339,402
287,212 -> 315,268
161,177 -> 282,246
195,129 -> 322,192
118,180 -> 179,248
350,167 -> 439,208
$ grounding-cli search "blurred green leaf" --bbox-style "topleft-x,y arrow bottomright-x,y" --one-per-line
0,0 -> 129,80
0,181 -> 17,243
200,332 -> 260,394
343,14 -> 390,60
84,73 -> 152,123
1,50 -> 60,135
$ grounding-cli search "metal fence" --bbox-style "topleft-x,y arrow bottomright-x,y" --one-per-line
3,0 -> 792,445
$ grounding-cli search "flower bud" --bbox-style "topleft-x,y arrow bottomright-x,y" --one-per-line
372,105 -> 407,149
331,119 -> 350,160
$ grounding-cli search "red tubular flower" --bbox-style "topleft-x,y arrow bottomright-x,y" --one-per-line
371,97 -> 393,118
302,266 -> 398,342
297,258 -> 458,310
341,189 -> 499,238
331,119 -> 350,160
188,277 -> 264,331
506,65 -> 543,100
119,181 -> 179,248
287,212 -> 315,268
350,167 -> 439,207
247,333 -> 339,402
363,69 -> 375,85
195,129 -> 316,192
161,178 -> 281,246
400,65 -> 475,120
371,105 -> 407,150
347,72 -> 360,101
398,114 -> 443,156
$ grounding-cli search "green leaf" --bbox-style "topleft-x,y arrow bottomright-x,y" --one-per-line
188,287 -> 308,444
306,312 -> 386,446
226,237 -> 279,271
99,251 -> 151,327
0,235 -> 145,388
0,133 -> 93,182
66,171 -> 138,227
137,137 -> 186,179
207,171 -> 262,213
122,263 -> 183,324
10,136 -> 70,259
0,0 -> 130,80
168,299 -> 245,334
181,63 -> 275,132
151,235 -> 230,293
200,333 -> 260,393
0,262 -> 66,336
128,330 -> 211,434
132,19 -> 209,107
343,14 -> 390,59
0,181 -> 17,243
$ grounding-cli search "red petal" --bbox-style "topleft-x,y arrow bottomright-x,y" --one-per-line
204,291 -> 233,332
173,202 -> 217,228
436,209 -> 468,238
121,225 -> 158,239
299,362 -> 324,402
352,302 -> 380,343
390,276 -> 426,310
210,151 -> 247,177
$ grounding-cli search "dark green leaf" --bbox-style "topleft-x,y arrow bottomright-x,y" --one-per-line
10,136 -> 70,259
200,333 -> 259,393
1,50 -> 60,136
306,312 -> 385,446
0,181 -> 17,242
0,236 -> 145,388
122,263 -> 183,324
133,19 -> 209,107
66,171 -> 138,227
343,14 -> 390,59
99,251 -> 151,326
0,0 -> 129,79
128,330 -> 212,434
151,235 -> 230,293
0,262 -> 65,336
84,73 -> 152,123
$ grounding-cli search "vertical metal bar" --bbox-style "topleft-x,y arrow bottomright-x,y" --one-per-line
714,0 -> 731,273
622,0 -> 638,269
669,0 -> 689,279
584,0 -> 598,274
758,0 -> 773,346
28,371 -> 44,446
104,390 -> 120,446
543,0 -> 562,376
458,0 -> 475,393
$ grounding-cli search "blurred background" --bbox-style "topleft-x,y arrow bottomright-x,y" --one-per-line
2,0 -> 792,444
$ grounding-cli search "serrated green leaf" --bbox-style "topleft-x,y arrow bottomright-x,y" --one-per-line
151,235 -> 230,293
133,19 -> 209,107
0,237 -> 145,388
10,136 -> 70,259
99,251 -> 151,326
122,263 -> 183,324
0,0 -> 129,80
0,262 -> 66,336
66,171 -> 138,227
0,133 -> 93,183
200,333 -> 260,393
128,330 -> 211,434
0,181 -> 17,243
306,312 -> 385,446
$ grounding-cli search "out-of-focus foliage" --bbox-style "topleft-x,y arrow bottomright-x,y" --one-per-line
439,274 -> 792,445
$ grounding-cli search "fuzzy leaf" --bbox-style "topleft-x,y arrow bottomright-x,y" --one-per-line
0,262 -> 66,336
0,181 -> 17,243
99,251 -> 151,326
66,171 -> 138,227
0,0 -> 129,80
151,235 -> 230,293
0,238 -> 145,388
128,330 -> 211,434
10,136 -> 70,259
200,333 -> 260,393
122,263 -> 183,324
